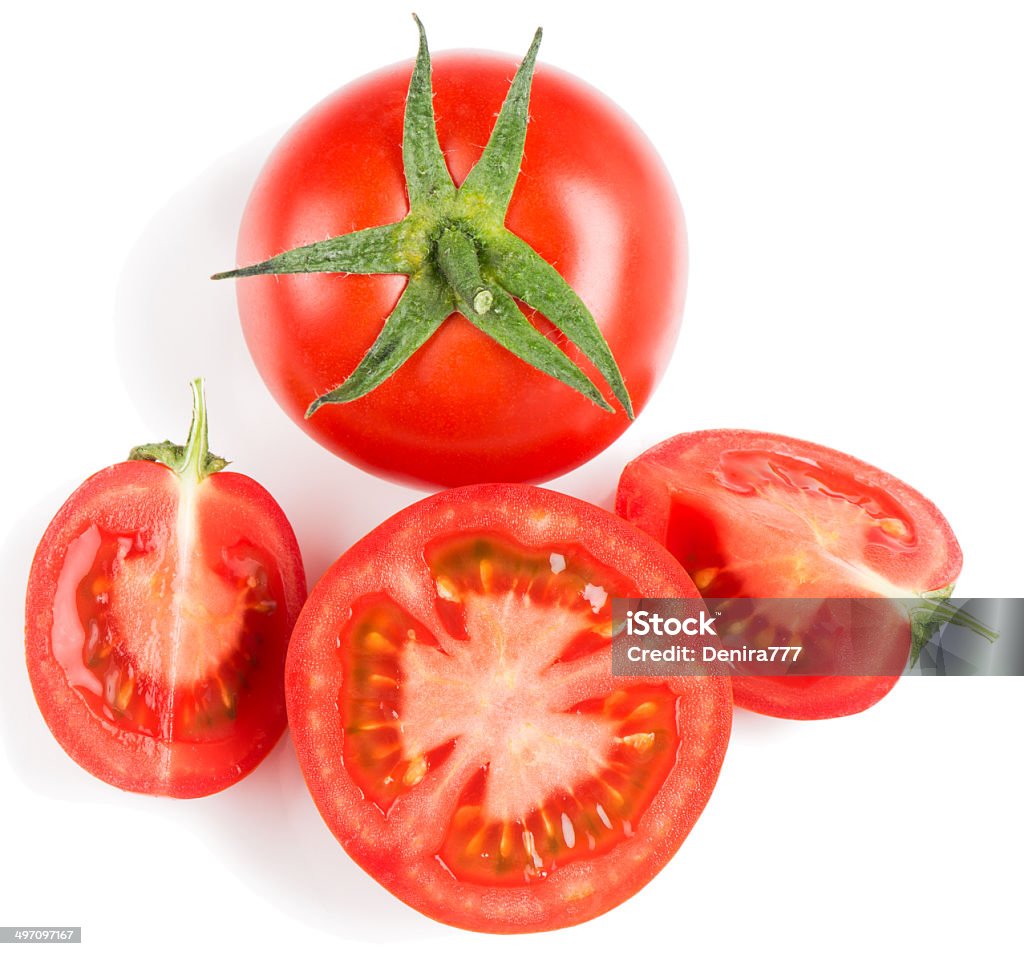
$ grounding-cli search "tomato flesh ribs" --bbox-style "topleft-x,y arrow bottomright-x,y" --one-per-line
616,430 -> 963,719
26,383 -> 307,796
287,485 -> 730,932
61,520 -> 279,742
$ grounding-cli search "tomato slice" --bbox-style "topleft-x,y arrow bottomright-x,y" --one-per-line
286,484 -> 731,932
616,429 -> 964,719
25,388 -> 307,796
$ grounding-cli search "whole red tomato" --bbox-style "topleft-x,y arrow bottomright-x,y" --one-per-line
225,24 -> 686,486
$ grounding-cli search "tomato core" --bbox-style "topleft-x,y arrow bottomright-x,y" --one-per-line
54,521 -> 282,743
337,533 -> 682,887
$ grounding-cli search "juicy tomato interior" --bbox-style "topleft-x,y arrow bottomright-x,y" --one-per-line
340,534 -> 678,886
617,431 -> 962,718
59,523 -> 282,743
663,449 -> 922,600
438,686 -> 678,886
286,485 -> 731,932
27,461 -> 306,796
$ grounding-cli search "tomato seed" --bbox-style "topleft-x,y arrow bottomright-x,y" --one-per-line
694,567 -> 718,590
363,631 -> 396,654
402,755 -> 427,787
620,732 -> 655,754
478,559 -> 494,593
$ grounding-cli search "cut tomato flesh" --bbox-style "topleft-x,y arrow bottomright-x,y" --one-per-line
107,531 -> 276,689
26,387 -> 308,799
438,686 -> 677,885
616,431 -> 963,719
341,597 -> 446,814
27,460 -> 306,796
630,438 -> 958,600
339,534 -> 679,886
286,484 -> 732,931
665,449 -> 921,599
54,518 -> 280,743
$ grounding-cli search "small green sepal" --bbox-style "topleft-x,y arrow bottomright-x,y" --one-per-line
129,379 -> 229,482
908,588 -> 999,667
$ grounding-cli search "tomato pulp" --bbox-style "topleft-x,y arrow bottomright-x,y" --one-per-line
286,484 -> 730,932
25,383 -> 307,796
233,40 -> 686,486
616,430 -> 964,719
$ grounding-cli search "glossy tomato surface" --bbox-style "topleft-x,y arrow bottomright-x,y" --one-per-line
616,430 -> 963,719
286,484 -> 730,932
25,460 -> 307,797
235,51 -> 686,487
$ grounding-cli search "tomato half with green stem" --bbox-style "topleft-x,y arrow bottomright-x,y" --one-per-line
286,484 -> 730,932
25,380 -> 307,796
615,430 -> 996,719
214,18 -> 686,487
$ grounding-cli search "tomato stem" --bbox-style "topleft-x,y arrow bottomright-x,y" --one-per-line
128,379 -> 229,481
909,594 -> 999,665
915,599 -> 999,641
435,227 -> 493,315
181,379 -> 211,482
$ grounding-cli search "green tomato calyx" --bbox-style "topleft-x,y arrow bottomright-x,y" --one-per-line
212,16 -> 633,420
909,588 -> 999,666
129,378 -> 230,483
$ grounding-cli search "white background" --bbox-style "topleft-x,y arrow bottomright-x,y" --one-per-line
2,1 -> 1021,953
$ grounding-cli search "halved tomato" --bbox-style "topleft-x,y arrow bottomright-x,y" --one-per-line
616,429 -> 964,719
25,381 -> 307,796
285,484 -> 731,933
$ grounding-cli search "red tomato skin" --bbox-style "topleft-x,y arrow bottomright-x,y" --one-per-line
616,430 -> 964,720
730,674 -> 901,720
236,52 -> 686,487
286,483 -> 731,933
25,460 -> 307,797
